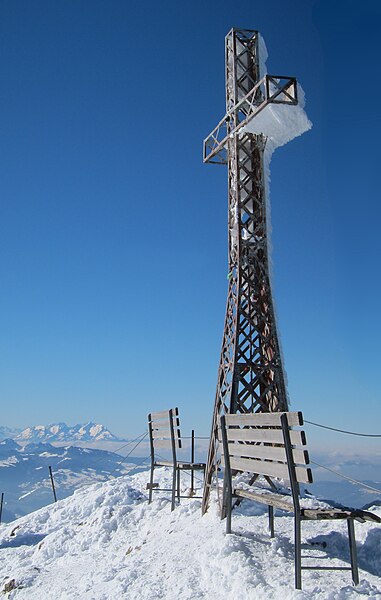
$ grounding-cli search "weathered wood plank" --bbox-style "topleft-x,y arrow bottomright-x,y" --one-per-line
228,442 -> 287,462
151,421 -> 171,430
233,487 -> 294,511
151,428 -> 171,439
154,459 -> 173,467
151,419 -> 180,430
302,509 -> 353,520
152,439 -> 173,448
228,442 -> 309,465
177,462 -> 206,470
224,412 -> 303,427
149,409 -> 172,421
226,455 -> 289,479
302,508 -> 381,523
222,455 -> 312,483
154,438 -> 181,449
224,427 -> 306,446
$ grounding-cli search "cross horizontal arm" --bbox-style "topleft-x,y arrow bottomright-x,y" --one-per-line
203,75 -> 298,165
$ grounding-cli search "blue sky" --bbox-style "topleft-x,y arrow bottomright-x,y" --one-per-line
1,0 -> 380,449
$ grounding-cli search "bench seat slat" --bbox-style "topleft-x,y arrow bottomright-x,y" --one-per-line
176,462 -> 206,470
232,494 -> 381,522
225,412 -> 303,427
302,508 -> 381,523
233,488 -> 294,512
154,459 -> 205,470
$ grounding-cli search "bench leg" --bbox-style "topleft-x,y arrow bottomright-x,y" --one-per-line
148,463 -> 154,504
347,519 -> 359,585
294,513 -> 302,589
221,471 -> 228,521
177,468 -> 181,501
226,503 -> 232,534
268,505 -> 274,538
171,465 -> 176,511
226,487 -> 232,534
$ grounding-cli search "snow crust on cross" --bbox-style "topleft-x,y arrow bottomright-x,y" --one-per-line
242,35 -> 312,157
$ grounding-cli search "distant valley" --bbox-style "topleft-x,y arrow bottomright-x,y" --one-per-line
0,437 -> 146,522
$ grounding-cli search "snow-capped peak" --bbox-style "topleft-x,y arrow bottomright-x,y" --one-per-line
13,423 -> 123,443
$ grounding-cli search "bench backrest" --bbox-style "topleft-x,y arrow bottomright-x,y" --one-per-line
148,408 -> 182,463
219,411 -> 312,504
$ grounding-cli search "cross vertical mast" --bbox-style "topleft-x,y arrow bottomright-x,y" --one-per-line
202,29 -> 297,513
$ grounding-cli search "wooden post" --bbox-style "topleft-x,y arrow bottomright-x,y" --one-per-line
190,429 -> 195,496
49,466 -> 57,502
220,415 -> 233,529
268,505 -> 274,538
169,409 -> 177,511
281,413 -> 302,589
348,519 -> 359,585
147,414 -> 155,504
0,492 -> 4,524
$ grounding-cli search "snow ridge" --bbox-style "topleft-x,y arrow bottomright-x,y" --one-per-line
0,469 -> 380,599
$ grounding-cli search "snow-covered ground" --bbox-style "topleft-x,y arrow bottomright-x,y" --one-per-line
0,468 -> 380,599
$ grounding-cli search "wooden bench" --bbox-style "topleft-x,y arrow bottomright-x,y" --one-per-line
219,411 -> 381,589
147,408 -> 206,511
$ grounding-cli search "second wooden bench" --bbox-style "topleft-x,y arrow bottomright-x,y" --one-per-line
219,411 -> 380,589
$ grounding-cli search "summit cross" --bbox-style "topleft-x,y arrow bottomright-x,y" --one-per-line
202,28 -> 303,513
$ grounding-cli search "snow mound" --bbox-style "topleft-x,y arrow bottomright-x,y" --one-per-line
0,469 -> 380,599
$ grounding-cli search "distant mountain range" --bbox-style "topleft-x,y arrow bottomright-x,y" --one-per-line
0,437 -> 146,522
0,422 -> 126,443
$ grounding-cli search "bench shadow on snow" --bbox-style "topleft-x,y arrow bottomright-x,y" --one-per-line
234,526 -> 381,578
306,527 -> 381,577
232,504 -> 381,577
0,533 -> 47,549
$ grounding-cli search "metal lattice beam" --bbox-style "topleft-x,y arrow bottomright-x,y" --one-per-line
202,28 -> 294,514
